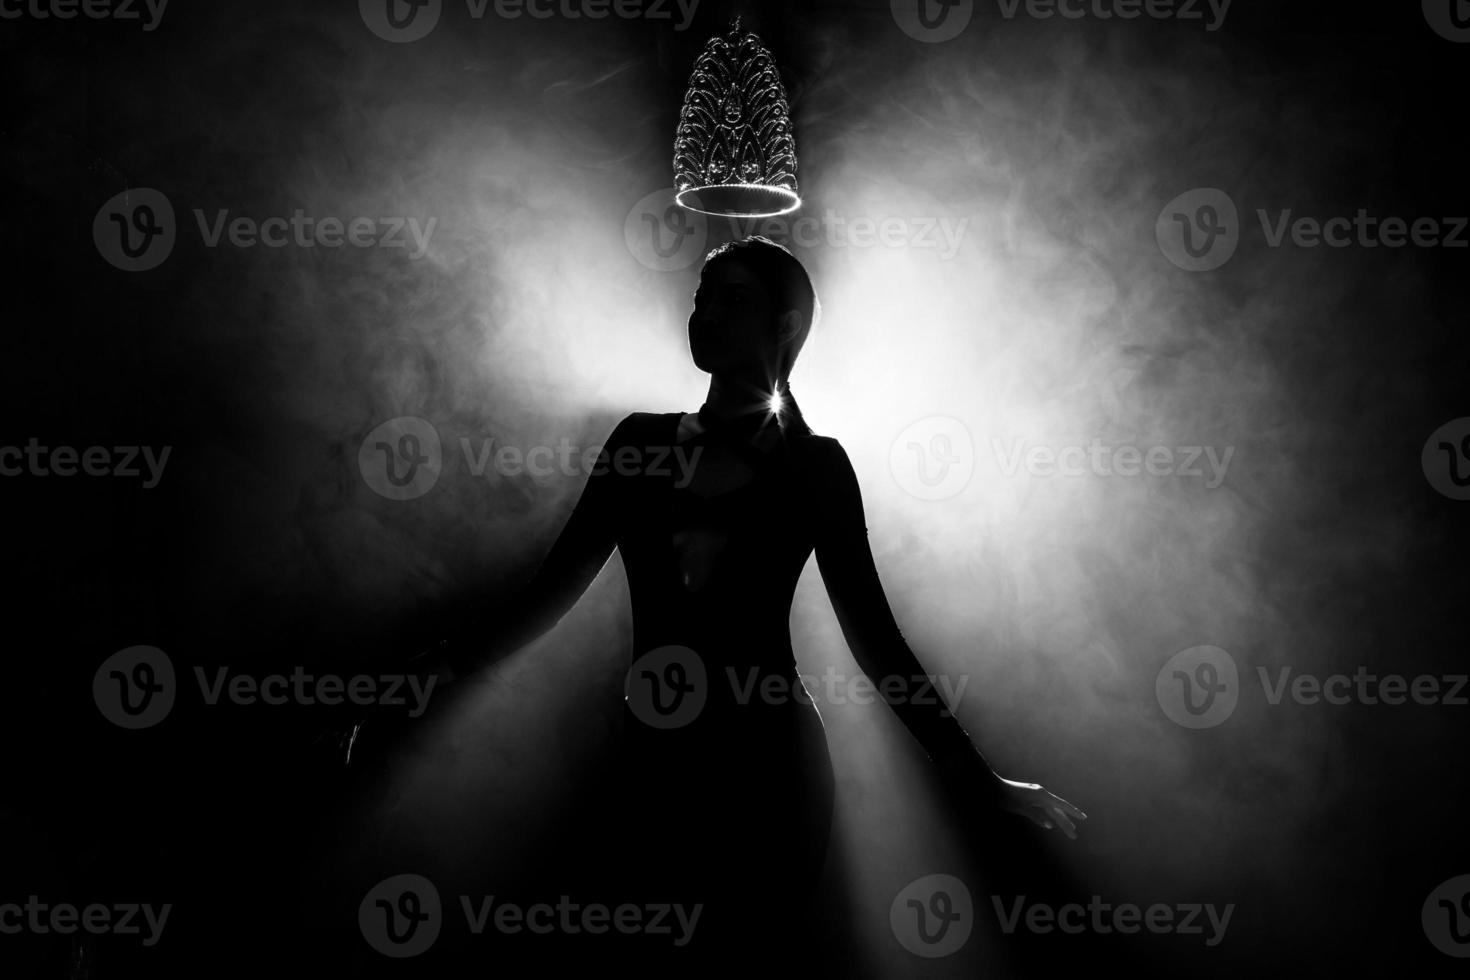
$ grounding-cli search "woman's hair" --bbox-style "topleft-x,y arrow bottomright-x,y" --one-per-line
700,236 -> 820,437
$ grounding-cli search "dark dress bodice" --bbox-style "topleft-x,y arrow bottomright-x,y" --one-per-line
615,411 -> 821,694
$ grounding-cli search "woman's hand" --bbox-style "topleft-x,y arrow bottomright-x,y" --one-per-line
313,714 -> 368,766
309,644 -> 454,768
994,776 -> 1087,839
934,748 -> 1087,839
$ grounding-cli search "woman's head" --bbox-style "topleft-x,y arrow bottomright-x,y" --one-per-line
687,236 -> 819,388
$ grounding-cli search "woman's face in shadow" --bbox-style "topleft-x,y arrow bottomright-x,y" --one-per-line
688,258 -> 778,379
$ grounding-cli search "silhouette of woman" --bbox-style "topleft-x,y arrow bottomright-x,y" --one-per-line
362,235 -> 1084,970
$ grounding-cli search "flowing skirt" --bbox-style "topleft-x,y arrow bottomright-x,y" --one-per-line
602,688 -> 836,969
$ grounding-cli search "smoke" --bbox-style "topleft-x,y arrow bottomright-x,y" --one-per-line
778,13 -> 1436,977
776,12 -> 1435,977
40,1 -> 1452,975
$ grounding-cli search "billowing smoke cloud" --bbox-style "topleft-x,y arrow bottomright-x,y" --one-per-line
779,15 -> 1434,977
43,1 -> 1453,976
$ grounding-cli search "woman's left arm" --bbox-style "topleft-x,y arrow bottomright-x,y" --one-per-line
811,437 -> 1086,838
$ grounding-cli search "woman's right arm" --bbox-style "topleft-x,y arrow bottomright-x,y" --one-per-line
410,412 -> 634,685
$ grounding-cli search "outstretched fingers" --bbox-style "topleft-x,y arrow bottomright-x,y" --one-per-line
1047,804 -> 1078,839
1051,794 -> 1087,822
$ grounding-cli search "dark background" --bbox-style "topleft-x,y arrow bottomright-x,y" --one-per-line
2,0 -> 1468,976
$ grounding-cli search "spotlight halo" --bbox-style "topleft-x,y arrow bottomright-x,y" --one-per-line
675,184 -> 802,219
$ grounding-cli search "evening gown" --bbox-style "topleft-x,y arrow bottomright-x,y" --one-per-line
563,407 -> 977,967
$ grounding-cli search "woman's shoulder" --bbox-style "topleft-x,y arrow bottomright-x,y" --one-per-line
784,427 -> 846,455
603,412 -> 853,476
782,430 -> 857,483
604,410 -> 680,446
